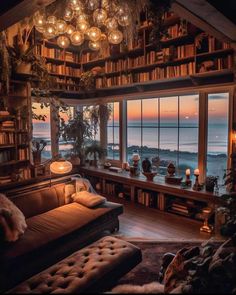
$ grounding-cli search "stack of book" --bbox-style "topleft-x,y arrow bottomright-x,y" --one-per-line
0,175 -> 12,184
1,120 -> 14,130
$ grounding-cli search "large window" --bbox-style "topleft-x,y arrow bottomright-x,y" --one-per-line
127,95 -> 199,176
32,102 -> 52,160
107,102 -> 120,160
207,93 -> 229,181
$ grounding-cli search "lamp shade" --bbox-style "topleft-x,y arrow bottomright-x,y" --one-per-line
50,160 -> 73,174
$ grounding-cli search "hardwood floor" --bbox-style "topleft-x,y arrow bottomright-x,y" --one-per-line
108,196 -> 218,241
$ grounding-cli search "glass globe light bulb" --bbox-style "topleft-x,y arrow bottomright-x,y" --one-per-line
89,41 -> 101,51
57,35 -> 70,48
44,23 -> 57,39
118,13 -> 131,26
34,12 -> 46,32
105,18 -> 118,31
66,24 -> 75,35
77,21 -> 90,33
70,31 -> 84,46
108,30 -> 123,45
87,0 -> 99,10
76,13 -> 88,23
64,7 -> 74,21
87,27 -> 101,42
56,19 -> 67,35
93,8 -> 107,26
69,0 -> 80,9
47,15 -> 57,25
73,3 -> 84,14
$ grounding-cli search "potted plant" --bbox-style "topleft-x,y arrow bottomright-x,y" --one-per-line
205,175 -> 218,192
85,142 -> 107,167
60,110 -> 93,165
32,139 -> 47,165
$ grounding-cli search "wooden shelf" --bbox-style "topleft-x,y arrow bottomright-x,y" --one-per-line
0,144 -> 16,149
0,159 -> 29,168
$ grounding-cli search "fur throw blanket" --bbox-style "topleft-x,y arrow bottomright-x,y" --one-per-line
0,194 -> 27,242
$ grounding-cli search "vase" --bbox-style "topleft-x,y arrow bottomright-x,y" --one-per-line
32,151 -> 41,166
142,158 -> 152,173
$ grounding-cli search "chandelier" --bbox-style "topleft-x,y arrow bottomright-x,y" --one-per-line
33,0 -> 132,50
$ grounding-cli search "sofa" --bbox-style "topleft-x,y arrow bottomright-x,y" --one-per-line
0,178 -> 123,292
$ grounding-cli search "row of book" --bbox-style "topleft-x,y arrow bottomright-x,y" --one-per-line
46,63 -> 81,77
1,120 -> 15,130
18,148 -> 29,161
0,150 -> 14,163
137,189 -> 157,208
17,133 -> 29,145
197,56 -> 233,73
162,23 -> 188,40
204,36 -> 231,53
0,132 -> 15,145
36,45 -> 64,60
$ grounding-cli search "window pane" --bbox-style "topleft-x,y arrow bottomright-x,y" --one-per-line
179,95 -> 199,127
59,107 -> 74,157
160,96 -> 178,127
159,128 -> 178,175
127,127 -> 141,161
179,128 -> 198,177
107,103 -> 113,127
114,102 -> 120,127
207,93 -> 229,180
142,128 -> 158,160
32,102 -> 51,160
142,98 -> 158,127
127,100 -> 141,127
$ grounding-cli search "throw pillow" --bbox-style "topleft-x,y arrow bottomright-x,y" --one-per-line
0,193 -> 27,242
71,191 -> 106,208
64,182 -> 76,204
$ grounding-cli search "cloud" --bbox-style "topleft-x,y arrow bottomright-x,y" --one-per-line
208,93 -> 228,100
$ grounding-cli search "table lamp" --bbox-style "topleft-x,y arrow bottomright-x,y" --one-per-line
50,159 -> 73,185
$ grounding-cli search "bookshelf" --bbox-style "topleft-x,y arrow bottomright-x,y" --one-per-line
78,166 -> 227,225
0,81 -> 31,186
33,10 -> 234,96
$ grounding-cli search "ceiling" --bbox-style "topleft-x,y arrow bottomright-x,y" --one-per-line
207,0 -> 236,25
0,0 -> 23,16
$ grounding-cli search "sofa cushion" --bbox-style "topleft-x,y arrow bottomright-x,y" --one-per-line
72,191 -> 107,208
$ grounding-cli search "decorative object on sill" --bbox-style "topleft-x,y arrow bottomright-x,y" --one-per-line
185,168 -> 192,186
32,139 -> 47,165
142,171 -> 157,182
85,142 -> 106,167
104,162 -> 112,169
142,157 -> 152,173
192,168 -> 202,191
205,175 -> 218,192
165,162 -> 183,185
131,150 -> 140,176
122,162 -> 130,171
200,207 -> 213,234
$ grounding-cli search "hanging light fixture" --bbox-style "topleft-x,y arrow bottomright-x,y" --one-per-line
33,0 -> 132,50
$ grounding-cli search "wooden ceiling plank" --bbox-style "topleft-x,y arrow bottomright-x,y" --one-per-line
0,0 -> 56,32
174,0 -> 236,42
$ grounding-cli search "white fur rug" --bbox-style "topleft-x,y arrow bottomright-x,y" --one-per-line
111,282 -> 164,294
0,193 -> 27,242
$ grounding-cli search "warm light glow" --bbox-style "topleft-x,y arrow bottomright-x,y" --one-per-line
89,40 -> 101,51
44,23 -> 57,39
87,27 -> 101,42
118,13 -> 131,26
56,19 -> 67,34
34,12 -> 46,32
105,18 -> 118,30
70,31 -> 84,45
87,0 -> 99,10
64,7 -> 74,21
194,168 -> 199,176
50,160 -> 73,174
47,16 -> 57,24
66,24 -> 75,35
77,21 -> 90,32
185,169 -> 191,176
108,30 -> 123,44
57,35 -> 70,48
93,8 -> 107,26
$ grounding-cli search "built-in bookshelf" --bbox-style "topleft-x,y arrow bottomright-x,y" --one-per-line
0,81 -> 31,185
34,10 -> 234,94
79,166 -> 226,225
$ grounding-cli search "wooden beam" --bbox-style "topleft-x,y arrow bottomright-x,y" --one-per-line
173,0 -> 236,42
0,0 -> 56,32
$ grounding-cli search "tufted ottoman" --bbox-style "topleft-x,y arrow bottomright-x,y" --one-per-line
7,237 -> 142,294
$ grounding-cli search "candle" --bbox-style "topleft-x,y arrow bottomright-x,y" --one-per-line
194,168 -> 199,176
186,169 -> 190,176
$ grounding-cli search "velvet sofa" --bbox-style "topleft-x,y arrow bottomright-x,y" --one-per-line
0,180 -> 123,292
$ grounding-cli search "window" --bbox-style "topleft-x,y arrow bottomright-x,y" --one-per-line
32,102 -> 52,160
127,95 -> 199,176
107,102 -> 120,160
207,93 -> 229,181
59,106 -> 74,157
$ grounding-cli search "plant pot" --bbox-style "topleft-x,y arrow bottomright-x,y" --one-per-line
15,62 -> 32,74
205,184 -> 215,193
